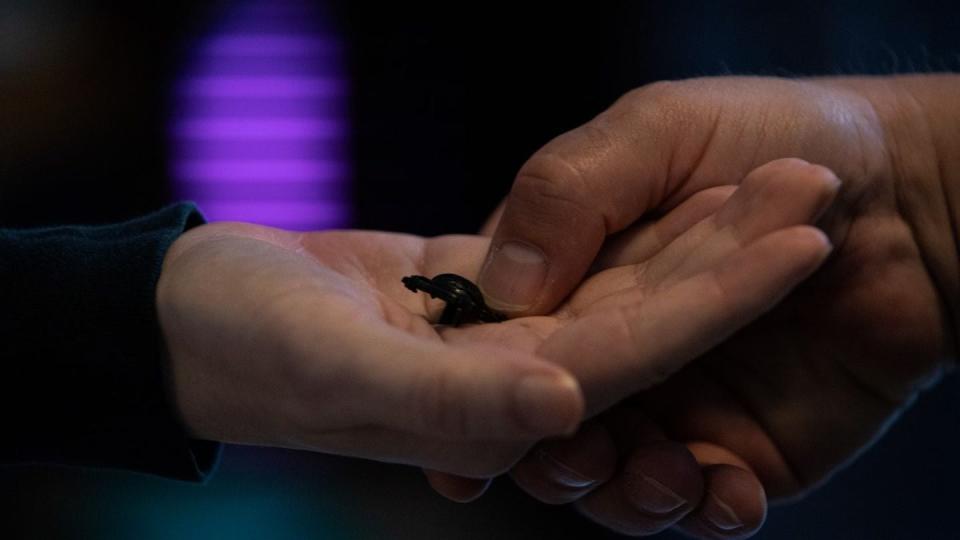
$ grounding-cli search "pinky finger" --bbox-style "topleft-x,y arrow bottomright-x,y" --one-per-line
675,441 -> 766,539
574,441 -> 705,536
675,465 -> 766,539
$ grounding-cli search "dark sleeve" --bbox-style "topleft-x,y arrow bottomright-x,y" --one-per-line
0,202 -> 221,481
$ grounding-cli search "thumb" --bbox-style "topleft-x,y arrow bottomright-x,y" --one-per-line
478,84 -> 722,315
354,330 -> 584,441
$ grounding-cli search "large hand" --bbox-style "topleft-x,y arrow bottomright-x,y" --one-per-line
480,76 -> 959,537
156,158 -> 830,482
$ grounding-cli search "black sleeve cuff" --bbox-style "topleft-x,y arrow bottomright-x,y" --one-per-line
0,202 -> 221,481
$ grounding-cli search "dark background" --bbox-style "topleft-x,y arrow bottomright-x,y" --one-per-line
2,1 -> 959,538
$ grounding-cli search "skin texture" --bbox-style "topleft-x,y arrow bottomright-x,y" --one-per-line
456,76 -> 959,538
157,159 -> 831,483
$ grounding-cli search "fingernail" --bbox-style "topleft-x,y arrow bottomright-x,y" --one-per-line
703,491 -> 743,530
538,449 -> 595,488
479,241 -> 547,312
813,171 -> 842,216
811,227 -> 833,250
827,173 -> 842,190
631,473 -> 687,514
513,372 -> 581,435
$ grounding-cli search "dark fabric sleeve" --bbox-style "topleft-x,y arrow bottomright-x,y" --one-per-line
0,202 -> 221,481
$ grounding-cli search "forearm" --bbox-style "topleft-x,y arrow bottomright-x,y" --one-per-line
0,203 -> 220,480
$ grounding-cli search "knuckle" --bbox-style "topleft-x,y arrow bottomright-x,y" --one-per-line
615,79 -> 703,121
517,121 -> 614,201
621,80 -> 679,105
513,126 -> 617,233
518,150 -> 589,201
510,170 -> 594,226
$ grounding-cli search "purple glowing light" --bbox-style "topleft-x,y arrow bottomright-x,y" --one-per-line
173,159 -> 347,183
174,139 -> 344,160
201,35 -> 340,57
197,201 -> 350,229
183,181 -> 345,203
169,0 -> 350,231
177,76 -> 347,99
173,118 -> 346,140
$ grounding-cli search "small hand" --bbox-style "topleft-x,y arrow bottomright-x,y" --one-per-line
158,222 -> 582,478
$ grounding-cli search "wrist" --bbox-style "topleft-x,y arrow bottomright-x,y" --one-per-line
823,75 -> 959,354
891,75 -> 960,356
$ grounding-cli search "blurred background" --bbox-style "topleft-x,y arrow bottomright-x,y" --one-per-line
2,0 -> 959,538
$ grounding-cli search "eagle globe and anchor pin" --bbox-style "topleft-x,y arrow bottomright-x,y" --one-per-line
401,274 -> 507,326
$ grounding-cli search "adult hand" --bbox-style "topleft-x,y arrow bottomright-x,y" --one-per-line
157,157 -> 830,482
478,76 -> 959,537
425,158 -> 836,500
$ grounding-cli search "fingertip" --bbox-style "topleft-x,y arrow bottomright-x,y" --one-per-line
806,225 -> 833,250
512,368 -> 585,437
621,441 -> 705,516
678,465 -> 767,539
540,423 -> 618,487
702,465 -> 766,533
510,423 -> 616,504
715,158 -> 842,236
780,225 -> 834,274
808,226 -> 834,261
574,441 -> 703,536
424,470 -> 492,503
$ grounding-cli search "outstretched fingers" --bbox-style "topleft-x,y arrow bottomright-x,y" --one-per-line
564,159 -> 839,314
539,225 -> 833,417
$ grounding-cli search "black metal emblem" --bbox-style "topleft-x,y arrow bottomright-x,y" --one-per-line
402,273 -> 507,326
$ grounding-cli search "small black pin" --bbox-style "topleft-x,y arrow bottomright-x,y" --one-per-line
402,273 -> 507,326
